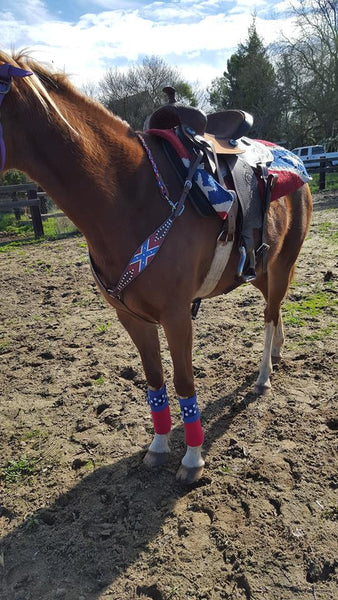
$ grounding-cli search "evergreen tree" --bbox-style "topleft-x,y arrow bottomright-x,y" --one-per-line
208,21 -> 283,140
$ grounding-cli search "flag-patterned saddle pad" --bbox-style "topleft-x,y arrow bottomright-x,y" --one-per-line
148,128 -> 311,211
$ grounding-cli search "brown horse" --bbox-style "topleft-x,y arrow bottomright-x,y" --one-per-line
0,51 -> 312,483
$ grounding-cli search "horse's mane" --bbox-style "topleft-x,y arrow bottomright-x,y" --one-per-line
0,50 -> 129,137
0,50 -> 75,125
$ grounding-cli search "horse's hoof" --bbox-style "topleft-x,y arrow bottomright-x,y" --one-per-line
254,384 -> 272,396
176,464 -> 204,485
271,355 -> 282,365
143,450 -> 169,469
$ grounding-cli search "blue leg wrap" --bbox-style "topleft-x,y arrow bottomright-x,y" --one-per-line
147,384 -> 169,412
179,393 -> 200,423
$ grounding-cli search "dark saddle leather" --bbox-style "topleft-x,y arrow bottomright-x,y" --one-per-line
147,86 -> 253,152
146,87 -> 270,282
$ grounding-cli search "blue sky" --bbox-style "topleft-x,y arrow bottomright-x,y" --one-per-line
2,0 -> 296,89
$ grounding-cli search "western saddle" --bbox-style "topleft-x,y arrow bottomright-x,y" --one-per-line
146,87 -> 270,284
147,86 -> 253,156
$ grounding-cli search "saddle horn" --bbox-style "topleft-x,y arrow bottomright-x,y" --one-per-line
162,86 -> 176,104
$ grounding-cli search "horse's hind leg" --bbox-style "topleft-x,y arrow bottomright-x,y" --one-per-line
116,310 -> 171,467
271,314 -> 285,364
254,264 -> 294,395
254,187 -> 312,394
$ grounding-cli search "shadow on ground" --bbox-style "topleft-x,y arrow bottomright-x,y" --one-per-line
0,379 -> 257,600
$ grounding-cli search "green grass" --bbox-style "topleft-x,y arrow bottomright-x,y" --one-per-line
304,324 -> 338,341
21,429 -> 48,442
309,171 -> 338,193
315,221 -> 338,244
318,221 -> 334,232
220,465 -> 233,474
2,456 -> 37,483
0,339 -> 11,354
43,215 -> 77,237
283,290 -> 338,343
0,229 -> 81,252
0,213 -> 33,235
284,290 -> 337,323
96,321 -> 111,334
0,211 -> 78,245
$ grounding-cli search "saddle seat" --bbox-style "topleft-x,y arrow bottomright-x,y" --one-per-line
146,87 -> 261,284
147,87 -> 253,154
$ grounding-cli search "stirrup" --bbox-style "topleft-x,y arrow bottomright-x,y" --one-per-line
237,245 -> 256,282
237,245 -> 247,278
242,268 -> 256,283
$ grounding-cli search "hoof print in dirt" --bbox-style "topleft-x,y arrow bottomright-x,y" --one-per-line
136,583 -> 164,600
120,366 -> 137,380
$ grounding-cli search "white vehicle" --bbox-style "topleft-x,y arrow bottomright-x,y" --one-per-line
292,145 -> 338,168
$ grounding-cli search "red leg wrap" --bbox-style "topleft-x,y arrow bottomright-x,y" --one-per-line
184,418 -> 204,447
151,405 -> 171,435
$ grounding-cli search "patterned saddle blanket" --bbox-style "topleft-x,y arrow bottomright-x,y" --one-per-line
147,128 -> 311,220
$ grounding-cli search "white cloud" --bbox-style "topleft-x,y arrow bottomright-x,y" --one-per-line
2,0 -> 295,88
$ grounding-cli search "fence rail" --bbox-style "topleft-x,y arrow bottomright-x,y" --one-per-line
0,184 -> 44,238
1,163 -> 337,240
0,183 -> 73,239
307,159 -> 338,190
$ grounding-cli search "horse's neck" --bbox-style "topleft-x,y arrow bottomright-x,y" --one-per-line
10,89 -> 144,249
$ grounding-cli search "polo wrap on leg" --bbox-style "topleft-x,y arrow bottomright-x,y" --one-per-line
179,393 -> 204,447
147,384 -> 171,435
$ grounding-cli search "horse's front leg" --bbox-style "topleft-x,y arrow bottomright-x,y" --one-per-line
163,311 -> 205,484
116,310 -> 171,468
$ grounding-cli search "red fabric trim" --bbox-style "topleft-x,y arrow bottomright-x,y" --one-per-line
151,405 -> 172,434
254,139 -> 276,147
146,128 -> 190,159
184,419 -> 204,447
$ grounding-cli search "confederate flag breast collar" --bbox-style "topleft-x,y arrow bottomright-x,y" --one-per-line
89,133 -> 203,303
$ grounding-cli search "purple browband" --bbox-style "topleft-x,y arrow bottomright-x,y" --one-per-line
0,63 -> 33,171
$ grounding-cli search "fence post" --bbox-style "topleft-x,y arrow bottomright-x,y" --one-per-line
319,159 -> 326,190
28,188 -> 44,238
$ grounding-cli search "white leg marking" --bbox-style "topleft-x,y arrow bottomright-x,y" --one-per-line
148,433 -> 170,454
271,317 -> 284,361
181,445 -> 205,469
256,321 -> 275,390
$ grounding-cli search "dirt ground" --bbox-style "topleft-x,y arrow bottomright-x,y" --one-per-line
0,191 -> 337,600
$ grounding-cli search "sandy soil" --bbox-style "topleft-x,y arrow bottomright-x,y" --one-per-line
0,191 -> 337,600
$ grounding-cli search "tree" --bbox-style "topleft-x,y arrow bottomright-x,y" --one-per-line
0,169 -> 27,186
276,0 -> 338,148
98,55 -> 197,129
208,21 -> 283,140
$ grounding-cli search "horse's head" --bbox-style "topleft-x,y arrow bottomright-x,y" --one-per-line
0,50 -> 79,172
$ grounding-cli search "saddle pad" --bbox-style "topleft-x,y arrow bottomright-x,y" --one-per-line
147,129 -> 311,206
248,139 -> 312,201
147,128 -> 235,219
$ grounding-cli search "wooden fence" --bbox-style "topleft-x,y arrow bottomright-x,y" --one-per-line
307,159 -> 338,190
0,183 -> 70,239
0,162 -> 337,240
